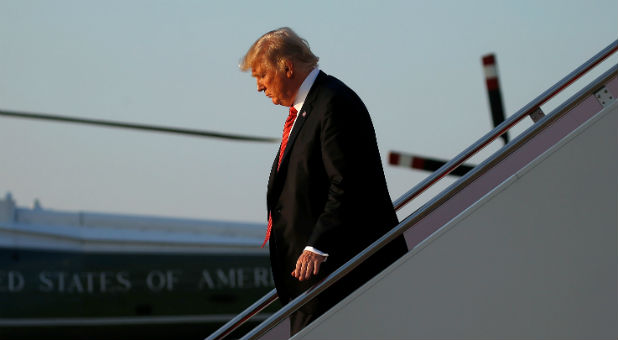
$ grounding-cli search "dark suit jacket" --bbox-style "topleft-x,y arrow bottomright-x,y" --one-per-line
266,71 -> 408,315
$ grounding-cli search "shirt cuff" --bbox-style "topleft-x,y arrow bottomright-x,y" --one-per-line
304,246 -> 329,258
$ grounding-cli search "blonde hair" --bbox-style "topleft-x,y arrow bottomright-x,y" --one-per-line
240,27 -> 319,74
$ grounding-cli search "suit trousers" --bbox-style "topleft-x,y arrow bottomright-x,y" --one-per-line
290,309 -> 320,336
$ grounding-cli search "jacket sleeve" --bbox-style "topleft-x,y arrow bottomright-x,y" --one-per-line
306,92 -> 376,255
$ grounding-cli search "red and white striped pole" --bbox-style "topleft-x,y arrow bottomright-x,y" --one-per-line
388,151 -> 475,177
482,54 -> 509,144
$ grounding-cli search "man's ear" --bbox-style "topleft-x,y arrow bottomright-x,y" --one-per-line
284,59 -> 294,79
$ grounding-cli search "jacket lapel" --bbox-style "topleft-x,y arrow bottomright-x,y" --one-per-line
267,71 -> 326,205
277,71 -> 325,173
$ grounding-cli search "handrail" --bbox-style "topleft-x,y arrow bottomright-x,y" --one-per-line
206,289 -> 278,340
207,39 -> 618,340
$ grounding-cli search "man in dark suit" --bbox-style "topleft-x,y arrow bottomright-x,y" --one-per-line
240,27 -> 408,336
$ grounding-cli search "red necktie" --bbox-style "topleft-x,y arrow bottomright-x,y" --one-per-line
262,107 -> 298,248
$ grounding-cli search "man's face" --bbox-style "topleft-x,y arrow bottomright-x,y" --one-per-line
252,62 -> 297,107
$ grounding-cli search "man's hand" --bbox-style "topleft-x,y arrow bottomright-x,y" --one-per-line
291,250 -> 327,281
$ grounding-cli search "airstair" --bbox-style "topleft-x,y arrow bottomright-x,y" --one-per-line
208,40 -> 618,340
